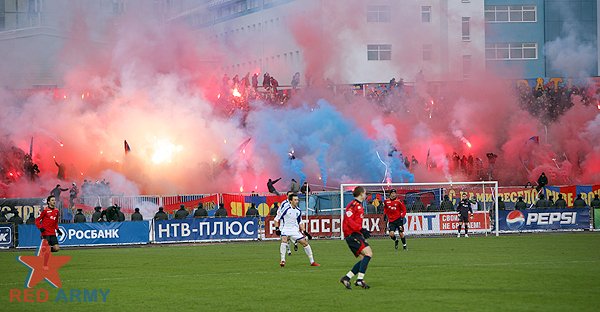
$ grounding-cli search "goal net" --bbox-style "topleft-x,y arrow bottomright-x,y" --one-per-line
338,181 -> 499,239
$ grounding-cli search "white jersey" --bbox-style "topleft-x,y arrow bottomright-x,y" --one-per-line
274,201 -> 302,232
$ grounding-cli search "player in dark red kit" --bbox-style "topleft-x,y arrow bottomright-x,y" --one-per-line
383,189 -> 407,250
36,195 -> 63,253
339,186 -> 373,290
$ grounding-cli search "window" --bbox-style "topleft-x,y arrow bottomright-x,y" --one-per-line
485,43 -> 538,60
462,17 -> 470,41
367,5 -> 390,23
421,6 -> 431,23
422,44 -> 432,61
462,55 -> 472,79
485,5 -> 536,22
367,44 -> 392,61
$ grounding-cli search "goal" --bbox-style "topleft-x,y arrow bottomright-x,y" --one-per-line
338,181 -> 499,239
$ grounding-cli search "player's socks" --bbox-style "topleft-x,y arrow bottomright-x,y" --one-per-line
465,225 -> 469,235
304,245 -> 315,263
348,261 -> 361,278
280,243 -> 287,261
345,271 -> 355,279
390,234 -> 396,241
458,224 -> 462,232
359,256 -> 371,274
401,237 -> 406,245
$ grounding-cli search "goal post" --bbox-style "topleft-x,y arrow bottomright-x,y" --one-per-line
339,181 -> 499,239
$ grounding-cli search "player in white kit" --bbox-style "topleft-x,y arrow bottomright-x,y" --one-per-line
274,193 -> 320,267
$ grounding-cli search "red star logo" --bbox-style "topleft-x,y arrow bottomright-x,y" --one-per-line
18,239 -> 71,288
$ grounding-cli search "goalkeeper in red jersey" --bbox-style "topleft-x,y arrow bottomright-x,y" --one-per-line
383,189 -> 407,250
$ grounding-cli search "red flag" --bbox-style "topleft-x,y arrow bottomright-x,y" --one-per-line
124,140 -> 131,154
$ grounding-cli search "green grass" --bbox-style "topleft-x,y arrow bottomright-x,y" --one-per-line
1,233 -> 600,311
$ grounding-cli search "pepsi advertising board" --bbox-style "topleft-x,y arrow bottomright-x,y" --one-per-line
498,208 -> 590,232
0,223 -> 14,248
17,222 -> 150,248
154,218 -> 259,243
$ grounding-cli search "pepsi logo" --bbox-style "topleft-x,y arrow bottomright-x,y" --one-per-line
506,210 -> 525,230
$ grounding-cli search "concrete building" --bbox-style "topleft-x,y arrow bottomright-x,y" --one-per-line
170,0 -> 486,84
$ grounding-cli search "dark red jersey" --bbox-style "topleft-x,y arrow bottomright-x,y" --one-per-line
36,207 -> 59,236
383,198 -> 407,222
343,199 -> 364,237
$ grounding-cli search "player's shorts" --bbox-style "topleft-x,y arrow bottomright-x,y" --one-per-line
459,215 -> 469,223
388,218 -> 405,232
345,232 -> 369,257
43,235 -> 59,246
281,230 -> 305,242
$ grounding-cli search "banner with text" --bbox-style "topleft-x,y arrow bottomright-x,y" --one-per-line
154,217 -> 259,243
17,222 -> 150,248
498,208 -> 590,232
264,212 -> 490,238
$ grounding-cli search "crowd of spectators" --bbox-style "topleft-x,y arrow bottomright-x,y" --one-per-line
516,79 -> 595,123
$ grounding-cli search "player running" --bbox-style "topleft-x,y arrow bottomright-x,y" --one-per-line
340,186 -> 372,290
36,195 -> 64,269
383,189 -> 407,250
274,193 -> 319,267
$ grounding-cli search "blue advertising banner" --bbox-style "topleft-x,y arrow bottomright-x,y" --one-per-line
154,218 -> 259,243
17,221 -> 150,248
498,208 -> 590,232
0,223 -> 14,248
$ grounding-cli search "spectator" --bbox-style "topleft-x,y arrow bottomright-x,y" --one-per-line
300,182 -> 311,194
535,194 -> 551,208
246,203 -> 259,217
291,72 -> 300,89
554,194 -> 567,208
537,172 -> 548,191
573,194 -> 587,208
251,73 -> 259,90
497,196 -> 506,210
91,206 -> 104,222
25,212 -> 36,225
214,203 -> 228,217
269,203 -> 279,216
8,210 -> 23,225
411,155 -> 419,167
290,178 -> 300,193
515,196 -> 527,210
154,207 -> 168,221
548,195 -> 555,207
440,195 -> 453,211
366,200 -> 377,214
73,209 -> 86,223
131,208 -> 143,221
409,196 -> 426,212
174,204 -> 189,219
525,182 -> 533,188
193,203 -> 208,218
69,182 -> 78,208
116,206 -> 125,222
591,194 -> 600,209
50,184 -> 69,208
267,177 -> 281,195
0,210 -> 6,222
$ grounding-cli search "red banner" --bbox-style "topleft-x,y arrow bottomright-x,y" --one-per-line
163,194 -> 218,212
264,214 -> 385,239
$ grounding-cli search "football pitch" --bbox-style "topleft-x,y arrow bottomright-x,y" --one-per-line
1,233 -> 599,312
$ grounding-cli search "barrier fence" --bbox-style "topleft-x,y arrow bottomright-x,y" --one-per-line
1,185 -> 599,248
